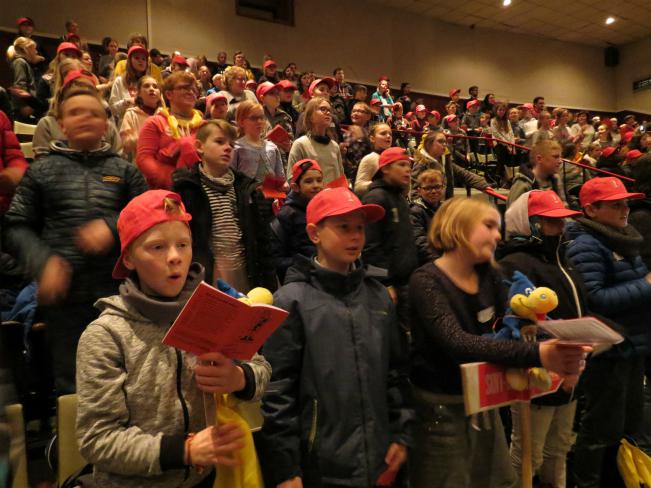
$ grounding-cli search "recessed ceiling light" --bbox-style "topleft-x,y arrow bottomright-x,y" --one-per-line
605,16 -> 615,25
503,0 -> 512,6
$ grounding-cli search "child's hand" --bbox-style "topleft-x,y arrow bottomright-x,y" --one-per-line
376,443 -> 407,486
38,255 -> 72,305
278,477 -> 303,488
76,219 -> 115,255
539,340 -> 591,378
194,352 -> 246,394
187,424 -> 245,466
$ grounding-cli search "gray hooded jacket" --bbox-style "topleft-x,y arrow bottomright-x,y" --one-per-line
76,264 -> 270,488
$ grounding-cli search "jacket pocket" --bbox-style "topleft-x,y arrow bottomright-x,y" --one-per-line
307,399 -> 318,454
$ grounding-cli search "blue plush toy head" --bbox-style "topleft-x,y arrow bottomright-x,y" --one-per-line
492,271 -> 538,340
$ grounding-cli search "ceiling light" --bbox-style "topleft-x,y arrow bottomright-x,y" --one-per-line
605,16 -> 615,25
503,0 -> 512,6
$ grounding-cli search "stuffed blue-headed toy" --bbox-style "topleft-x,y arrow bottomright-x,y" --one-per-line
493,270 -> 558,340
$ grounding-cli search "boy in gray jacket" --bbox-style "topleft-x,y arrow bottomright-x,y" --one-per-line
76,190 -> 270,488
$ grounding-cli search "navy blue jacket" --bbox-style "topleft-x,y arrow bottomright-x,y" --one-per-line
565,218 -> 651,355
270,191 -> 315,284
260,256 -> 414,487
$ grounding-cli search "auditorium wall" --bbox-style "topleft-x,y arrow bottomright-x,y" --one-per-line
0,0 -> 624,112
615,37 -> 651,114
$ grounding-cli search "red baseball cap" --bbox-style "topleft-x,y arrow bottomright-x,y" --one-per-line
245,80 -> 258,90
449,88 -> 461,97
306,187 -> 384,225
17,17 -> 33,26
405,111 -> 413,119
521,103 -> 534,111
205,92 -> 227,112
467,99 -> 481,110
429,110 -> 441,120
63,69 -> 98,88
415,104 -> 427,113
256,81 -> 280,101
263,60 -> 277,69
308,77 -> 335,97
57,42 -> 82,55
172,54 -> 188,66
579,177 -> 644,207
292,159 -> 322,184
444,114 -> 457,123
378,75 -> 390,82
277,79 -> 297,91
622,131 -> 634,144
370,98 -> 382,106
113,190 -> 192,279
627,149 -> 643,160
601,147 -> 616,158
528,190 -> 580,218
128,45 -> 148,58
376,147 -> 413,172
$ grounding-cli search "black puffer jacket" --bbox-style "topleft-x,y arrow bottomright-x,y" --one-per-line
270,191 -> 315,284
260,256 -> 414,487
362,179 -> 418,287
3,142 -> 148,304
409,197 -> 439,265
172,164 -> 277,291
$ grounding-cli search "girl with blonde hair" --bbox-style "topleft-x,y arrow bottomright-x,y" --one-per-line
231,100 -> 285,183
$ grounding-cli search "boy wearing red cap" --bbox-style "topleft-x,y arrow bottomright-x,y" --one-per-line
501,190 -> 587,488
76,189 -> 270,488
443,114 -> 470,166
4,88 -> 148,394
270,159 -> 323,283
362,147 -> 419,335
566,177 -> 651,487
260,186 -> 414,488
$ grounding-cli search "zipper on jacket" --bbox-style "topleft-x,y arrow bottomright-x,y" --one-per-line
556,241 -> 583,317
346,305 -> 371,485
307,399 -> 318,453
175,349 -> 191,481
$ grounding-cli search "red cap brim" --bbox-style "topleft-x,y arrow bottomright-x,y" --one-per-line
597,191 -> 645,202
533,208 -> 582,218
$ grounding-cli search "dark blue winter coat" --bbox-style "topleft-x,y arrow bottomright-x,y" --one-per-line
565,218 -> 651,355
270,191 -> 315,284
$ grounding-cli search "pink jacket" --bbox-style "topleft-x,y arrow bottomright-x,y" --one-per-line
135,113 -> 199,189
0,111 -> 29,214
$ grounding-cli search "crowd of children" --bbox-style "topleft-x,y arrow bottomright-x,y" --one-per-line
0,15 -> 650,488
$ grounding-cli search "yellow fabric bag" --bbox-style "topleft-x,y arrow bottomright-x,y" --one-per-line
213,394 -> 264,488
617,438 -> 651,488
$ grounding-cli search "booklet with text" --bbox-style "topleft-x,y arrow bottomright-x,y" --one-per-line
163,282 -> 288,359
538,317 -> 624,346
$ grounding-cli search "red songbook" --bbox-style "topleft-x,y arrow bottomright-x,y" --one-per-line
262,175 -> 287,199
162,282 -> 288,359
266,124 -> 291,146
326,175 -> 349,189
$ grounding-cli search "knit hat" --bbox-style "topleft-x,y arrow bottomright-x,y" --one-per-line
113,190 -> 192,279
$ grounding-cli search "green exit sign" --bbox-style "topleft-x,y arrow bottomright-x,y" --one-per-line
633,77 -> 651,91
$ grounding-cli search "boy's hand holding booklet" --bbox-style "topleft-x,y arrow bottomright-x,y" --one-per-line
163,282 -> 288,360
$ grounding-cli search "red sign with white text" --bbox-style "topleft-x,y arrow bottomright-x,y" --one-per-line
461,362 -> 562,415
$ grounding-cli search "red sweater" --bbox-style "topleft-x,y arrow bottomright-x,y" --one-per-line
0,111 -> 29,214
135,112 -> 200,189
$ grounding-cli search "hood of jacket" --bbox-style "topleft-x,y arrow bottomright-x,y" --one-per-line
566,217 -> 643,257
505,189 -> 533,238
95,263 -> 204,327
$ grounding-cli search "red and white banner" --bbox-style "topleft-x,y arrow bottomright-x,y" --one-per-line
460,362 -> 562,415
